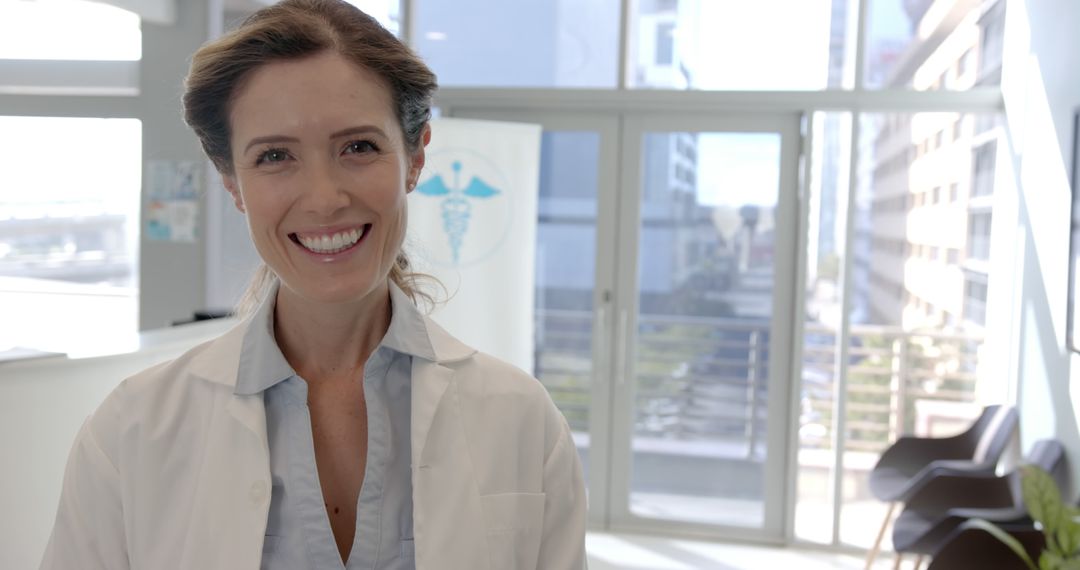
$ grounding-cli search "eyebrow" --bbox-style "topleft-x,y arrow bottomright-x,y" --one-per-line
242,126 -> 389,155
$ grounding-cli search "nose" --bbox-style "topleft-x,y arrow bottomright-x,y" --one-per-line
301,159 -> 349,217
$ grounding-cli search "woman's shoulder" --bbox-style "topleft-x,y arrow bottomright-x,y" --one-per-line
89,320 -> 251,437
453,349 -> 545,394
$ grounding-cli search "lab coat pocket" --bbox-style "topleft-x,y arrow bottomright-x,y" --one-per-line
480,492 -> 545,570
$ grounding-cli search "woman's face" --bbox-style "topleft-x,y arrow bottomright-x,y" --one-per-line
223,51 -> 426,306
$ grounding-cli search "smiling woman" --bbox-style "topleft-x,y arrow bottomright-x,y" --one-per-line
39,2 -> 587,569
220,52 -> 421,309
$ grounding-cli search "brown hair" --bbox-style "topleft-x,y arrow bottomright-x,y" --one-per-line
182,0 -> 439,313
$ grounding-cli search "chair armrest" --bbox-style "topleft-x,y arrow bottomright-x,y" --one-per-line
902,472 -> 1012,513
876,435 -> 974,471
948,507 -> 1031,525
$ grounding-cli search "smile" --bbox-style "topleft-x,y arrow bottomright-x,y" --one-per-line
290,224 -> 371,255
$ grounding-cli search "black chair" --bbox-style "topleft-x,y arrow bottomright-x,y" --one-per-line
891,439 -> 1066,569
925,520 -> 1044,570
865,404 -> 1019,567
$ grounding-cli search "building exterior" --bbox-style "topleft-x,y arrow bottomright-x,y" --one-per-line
865,0 -> 1004,331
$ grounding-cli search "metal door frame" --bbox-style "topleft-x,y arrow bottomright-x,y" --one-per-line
607,112 -> 803,542
446,108 -> 804,542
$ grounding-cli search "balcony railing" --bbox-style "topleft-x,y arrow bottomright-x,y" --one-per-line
535,309 -> 983,456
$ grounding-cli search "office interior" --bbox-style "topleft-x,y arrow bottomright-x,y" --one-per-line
3,0 -> 1080,568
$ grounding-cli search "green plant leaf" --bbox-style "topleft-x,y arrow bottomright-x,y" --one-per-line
1040,551 -> 1064,570
1024,465 -> 1066,539
967,519 -> 1039,570
1058,521 -> 1080,559
1058,527 -> 1075,559
1062,558 -> 1080,570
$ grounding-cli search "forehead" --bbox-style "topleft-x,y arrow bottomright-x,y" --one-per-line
229,51 -> 397,138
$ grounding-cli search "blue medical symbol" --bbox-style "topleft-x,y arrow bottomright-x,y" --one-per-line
416,160 -> 501,265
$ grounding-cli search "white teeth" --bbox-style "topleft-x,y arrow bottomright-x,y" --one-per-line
296,226 -> 366,254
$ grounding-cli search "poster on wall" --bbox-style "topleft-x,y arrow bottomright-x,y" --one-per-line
146,160 -> 201,243
406,118 -> 542,374
1069,110 -> 1080,353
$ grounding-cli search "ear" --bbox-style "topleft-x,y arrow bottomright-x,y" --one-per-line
407,124 -> 432,194
221,174 -> 246,213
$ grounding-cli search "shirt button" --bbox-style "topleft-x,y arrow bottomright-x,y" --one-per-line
249,480 -> 268,505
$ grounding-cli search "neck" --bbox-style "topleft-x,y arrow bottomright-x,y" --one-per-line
272,281 -> 393,384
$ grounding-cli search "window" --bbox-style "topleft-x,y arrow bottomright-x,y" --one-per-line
968,212 -> 992,260
0,1 -> 140,61
631,0 -> 847,90
655,21 -> 675,65
0,2 -> 144,354
958,48 -> 974,77
978,1 -> 1006,78
416,0 -> 620,87
0,116 -> 142,354
0,1 -> 141,93
837,110 -> 1002,546
965,278 -> 989,325
344,0 -> 401,36
865,0 -> 1002,89
972,141 -> 997,197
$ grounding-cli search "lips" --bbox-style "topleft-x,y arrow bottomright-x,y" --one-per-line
289,224 -> 371,255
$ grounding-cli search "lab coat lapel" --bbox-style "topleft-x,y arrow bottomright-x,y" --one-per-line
180,321 -> 272,569
411,358 -> 490,569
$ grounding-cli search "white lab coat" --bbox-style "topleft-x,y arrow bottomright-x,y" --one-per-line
40,314 -> 587,570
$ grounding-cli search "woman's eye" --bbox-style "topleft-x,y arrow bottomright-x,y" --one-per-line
256,148 -> 290,165
344,140 -> 378,155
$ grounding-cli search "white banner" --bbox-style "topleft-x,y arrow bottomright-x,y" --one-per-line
406,118 -> 542,374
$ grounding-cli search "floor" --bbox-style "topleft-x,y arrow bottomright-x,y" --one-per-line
586,532 -> 898,570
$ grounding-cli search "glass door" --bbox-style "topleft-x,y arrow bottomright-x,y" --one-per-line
443,110 -> 621,529
446,108 -> 803,541
609,114 -> 803,541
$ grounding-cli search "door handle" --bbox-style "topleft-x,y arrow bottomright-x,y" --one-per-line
615,309 -> 629,386
594,305 -> 608,386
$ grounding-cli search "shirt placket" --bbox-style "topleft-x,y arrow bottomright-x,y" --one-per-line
347,348 -> 393,569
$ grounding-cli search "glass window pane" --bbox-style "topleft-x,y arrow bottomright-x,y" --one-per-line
796,111 -> 853,545
415,0 -> 620,88
833,111 -> 1004,549
630,0 -> 851,90
0,117 -> 141,355
0,0 -> 141,61
629,131 -> 781,528
345,0 -> 401,36
863,0 -> 1004,89
534,131 -> 600,480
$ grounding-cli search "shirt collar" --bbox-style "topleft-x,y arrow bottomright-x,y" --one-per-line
233,279 -> 437,396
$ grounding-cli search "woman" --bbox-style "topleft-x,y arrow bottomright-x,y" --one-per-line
40,1 -> 587,569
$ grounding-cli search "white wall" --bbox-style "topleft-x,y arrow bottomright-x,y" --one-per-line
137,0 -> 218,330
999,0 -> 1080,488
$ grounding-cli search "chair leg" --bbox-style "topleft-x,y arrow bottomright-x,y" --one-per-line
865,501 -> 897,569
912,555 -> 924,570
892,552 -> 904,570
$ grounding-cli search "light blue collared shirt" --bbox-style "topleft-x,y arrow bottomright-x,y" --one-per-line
235,281 -> 435,570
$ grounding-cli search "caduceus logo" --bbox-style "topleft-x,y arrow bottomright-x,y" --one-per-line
415,160 -> 502,265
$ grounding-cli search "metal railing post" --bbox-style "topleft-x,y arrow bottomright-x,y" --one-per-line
896,337 -> 910,438
888,338 -> 901,442
746,330 -> 761,459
